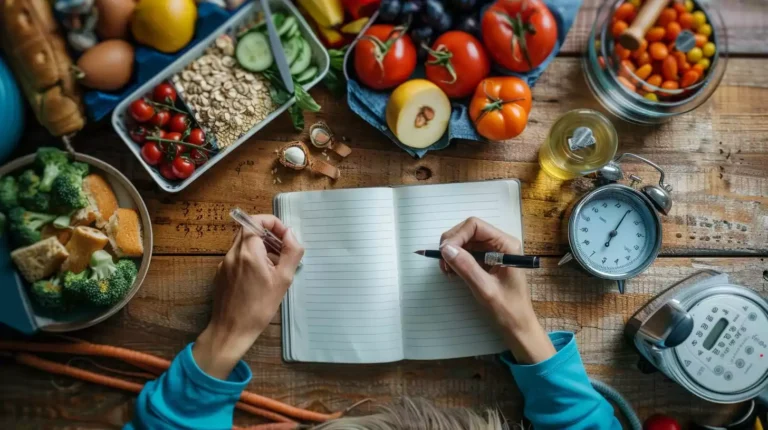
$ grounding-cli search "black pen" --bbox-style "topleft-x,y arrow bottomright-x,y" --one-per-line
414,250 -> 540,269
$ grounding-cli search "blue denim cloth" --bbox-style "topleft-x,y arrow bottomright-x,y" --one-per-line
347,0 -> 583,158
83,3 -> 233,121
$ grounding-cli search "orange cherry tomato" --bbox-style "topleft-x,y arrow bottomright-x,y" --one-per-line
598,56 -> 606,69
680,70 -> 701,87
469,77 -> 532,141
673,2 -> 687,15
666,22 -> 682,42
635,63 -> 652,80
691,63 -> 705,75
646,27 -> 666,42
636,51 -> 651,66
617,76 -> 636,92
662,55 -> 678,81
674,52 -> 691,73
619,59 -> 636,79
661,80 -> 679,90
644,74 -> 663,91
615,44 -> 632,60
678,12 -> 694,29
631,39 -> 648,59
694,34 -> 708,47
612,20 -> 629,38
614,3 -> 637,22
649,42 -> 668,60
657,8 -> 678,27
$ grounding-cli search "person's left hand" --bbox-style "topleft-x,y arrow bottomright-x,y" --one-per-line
193,215 -> 303,379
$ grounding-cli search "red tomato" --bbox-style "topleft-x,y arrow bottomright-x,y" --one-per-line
643,414 -> 681,430
354,24 -> 417,90
160,132 -> 185,160
148,110 -> 170,128
153,83 -> 177,104
169,113 -> 189,133
140,142 -> 163,166
158,162 -> 177,180
129,99 -> 155,122
189,149 -> 209,166
129,126 -> 149,144
425,31 -> 491,99
482,0 -> 558,72
186,128 -> 206,146
172,156 -> 196,179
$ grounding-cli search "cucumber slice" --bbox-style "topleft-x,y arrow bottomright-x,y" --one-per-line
272,13 -> 286,29
236,32 -> 273,72
277,16 -> 296,37
282,37 -> 301,65
296,66 -> 318,84
289,39 -> 311,75
284,22 -> 300,40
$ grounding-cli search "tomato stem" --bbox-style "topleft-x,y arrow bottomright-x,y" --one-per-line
146,136 -> 216,153
146,99 -> 188,115
495,10 -> 538,70
359,21 -> 410,73
474,81 -> 526,125
422,43 -> 457,85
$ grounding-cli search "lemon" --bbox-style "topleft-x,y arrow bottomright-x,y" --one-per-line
132,0 -> 197,53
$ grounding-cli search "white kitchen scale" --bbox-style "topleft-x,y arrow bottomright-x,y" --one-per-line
626,270 -> 768,404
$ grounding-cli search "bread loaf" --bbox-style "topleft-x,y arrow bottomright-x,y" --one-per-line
62,226 -> 109,274
106,209 -> 144,258
10,237 -> 69,283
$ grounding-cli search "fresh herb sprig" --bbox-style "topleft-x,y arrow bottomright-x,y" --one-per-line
263,67 -> 321,131
323,47 -> 348,97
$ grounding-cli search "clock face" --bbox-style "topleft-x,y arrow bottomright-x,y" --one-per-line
571,188 -> 659,277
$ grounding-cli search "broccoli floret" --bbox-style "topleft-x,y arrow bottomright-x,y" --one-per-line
34,147 -> 70,192
30,277 -> 66,310
50,172 -> 87,213
0,176 -> 19,212
62,270 -> 90,302
83,251 -> 137,307
64,161 -> 89,178
17,170 -> 51,213
7,207 -> 57,246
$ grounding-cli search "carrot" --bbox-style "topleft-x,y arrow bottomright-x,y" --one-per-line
236,403 -> 296,424
240,391 -> 337,422
235,423 -> 302,430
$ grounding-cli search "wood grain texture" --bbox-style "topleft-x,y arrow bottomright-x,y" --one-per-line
1,256 -> 766,429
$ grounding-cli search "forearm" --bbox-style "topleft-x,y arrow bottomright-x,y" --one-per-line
497,308 -> 557,364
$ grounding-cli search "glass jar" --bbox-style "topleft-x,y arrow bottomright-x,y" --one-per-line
583,0 -> 728,124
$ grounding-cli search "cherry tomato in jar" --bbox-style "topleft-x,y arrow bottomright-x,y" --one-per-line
354,25 -> 417,90
129,125 -> 149,144
680,69 -> 701,87
678,12 -> 694,29
189,149 -> 209,166
149,110 -> 170,128
657,8 -> 677,27
661,80 -> 679,90
129,99 -> 155,122
612,20 -> 628,38
172,156 -> 196,179
153,83 -> 177,104
186,128 -> 206,146
665,22 -> 681,42
613,3 -> 636,22
643,414 -> 681,430
141,142 -> 164,166
169,113 -> 189,133
158,162 -> 177,180
646,27 -> 666,42
649,42 -> 668,60
662,55 -> 678,81
424,31 -> 490,99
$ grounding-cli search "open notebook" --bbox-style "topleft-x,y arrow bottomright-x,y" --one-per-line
274,180 -> 523,363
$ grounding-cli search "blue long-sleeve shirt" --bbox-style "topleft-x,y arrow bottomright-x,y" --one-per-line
126,332 -> 620,429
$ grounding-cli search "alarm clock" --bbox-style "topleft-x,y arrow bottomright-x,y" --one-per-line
558,153 -> 672,293
625,270 -> 768,404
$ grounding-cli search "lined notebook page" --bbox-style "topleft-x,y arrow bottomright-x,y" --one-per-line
284,188 -> 405,363
394,181 -> 521,360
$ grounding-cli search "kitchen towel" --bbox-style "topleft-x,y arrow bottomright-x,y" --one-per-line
346,0 -> 583,158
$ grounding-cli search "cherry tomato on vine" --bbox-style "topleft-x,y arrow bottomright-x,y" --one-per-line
169,113 -> 189,133
153,83 -> 177,104
482,0 -> 557,72
129,126 -> 149,144
172,156 -> 196,179
158,162 -> 177,180
129,99 -> 155,122
189,149 -> 209,166
186,128 -> 206,146
354,24 -> 417,90
424,31 -> 490,99
149,110 -> 170,127
141,142 -> 164,166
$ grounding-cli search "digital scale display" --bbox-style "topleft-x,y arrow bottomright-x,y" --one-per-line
702,318 -> 728,350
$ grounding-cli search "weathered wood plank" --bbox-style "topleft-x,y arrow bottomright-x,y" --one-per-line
1,256 -> 765,428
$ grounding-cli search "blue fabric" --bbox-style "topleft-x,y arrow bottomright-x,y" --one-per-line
501,331 -> 621,429
0,56 -> 24,163
83,3 -> 233,121
346,0 -> 583,158
126,343 -> 251,430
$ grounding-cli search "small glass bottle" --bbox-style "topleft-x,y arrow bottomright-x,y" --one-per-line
538,109 -> 618,180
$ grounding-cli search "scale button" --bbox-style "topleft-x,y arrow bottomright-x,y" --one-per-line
746,346 -> 755,355
749,312 -> 758,321
724,371 -> 734,381
714,365 -> 724,375
736,359 -> 745,369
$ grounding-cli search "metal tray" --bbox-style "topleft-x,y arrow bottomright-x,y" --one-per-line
112,0 -> 329,193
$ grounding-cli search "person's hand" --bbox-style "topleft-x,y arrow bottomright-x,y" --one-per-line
439,217 -> 555,364
193,215 -> 304,379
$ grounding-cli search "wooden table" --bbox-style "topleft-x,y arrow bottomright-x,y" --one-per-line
2,0 -> 767,427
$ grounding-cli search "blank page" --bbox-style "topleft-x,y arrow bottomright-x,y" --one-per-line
281,188 -> 404,363
394,181 -> 522,360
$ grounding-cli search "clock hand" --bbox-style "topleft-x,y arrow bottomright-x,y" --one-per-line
604,210 -> 632,248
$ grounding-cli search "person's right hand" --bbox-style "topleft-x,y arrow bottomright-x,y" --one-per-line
439,217 -> 555,364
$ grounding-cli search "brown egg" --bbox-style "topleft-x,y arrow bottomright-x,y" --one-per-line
95,0 -> 136,40
76,40 -> 135,91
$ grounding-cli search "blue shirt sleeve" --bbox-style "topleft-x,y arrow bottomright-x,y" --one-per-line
501,331 -> 621,430
124,343 -> 251,430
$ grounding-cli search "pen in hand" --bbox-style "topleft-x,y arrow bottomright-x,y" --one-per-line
230,208 -> 302,267
414,250 -> 540,269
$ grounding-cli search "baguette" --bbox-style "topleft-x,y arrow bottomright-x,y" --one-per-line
11,237 -> 69,283
61,226 -> 109,274
106,209 -> 143,258
73,174 -> 119,228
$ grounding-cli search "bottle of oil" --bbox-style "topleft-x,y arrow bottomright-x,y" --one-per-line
539,109 -> 618,180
